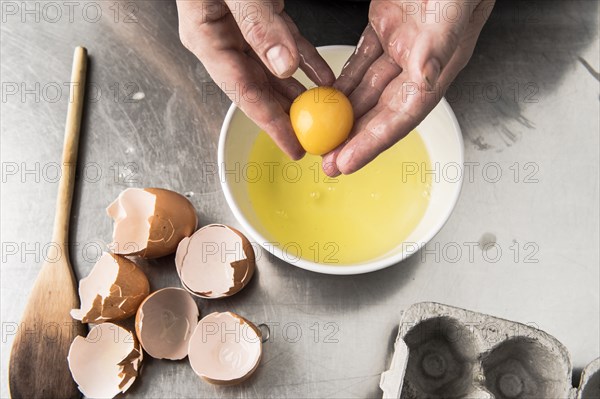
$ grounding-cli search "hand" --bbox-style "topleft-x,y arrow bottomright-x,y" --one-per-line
323,0 -> 495,176
177,0 -> 335,159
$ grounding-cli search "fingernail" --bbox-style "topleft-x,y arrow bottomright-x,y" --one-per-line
336,148 -> 354,174
323,161 -> 341,177
423,58 -> 441,91
291,150 -> 305,161
266,45 -> 293,77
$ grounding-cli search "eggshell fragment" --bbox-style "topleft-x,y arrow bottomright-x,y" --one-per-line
175,224 -> 255,299
135,287 -> 199,360
71,252 -> 149,323
67,322 -> 143,398
188,312 -> 262,385
107,187 -> 197,258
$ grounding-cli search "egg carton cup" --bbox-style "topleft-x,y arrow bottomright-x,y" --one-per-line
576,358 -> 600,399
380,302 -> 599,399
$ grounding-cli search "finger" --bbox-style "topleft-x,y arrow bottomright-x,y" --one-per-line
333,24 -> 383,96
348,54 -> 402,119
336,46 -> 471,175
335,31 -> 487,175
269,83 -> 294,112
223,0 -> 299,78
248,50 -> 306,102
208,50 -> 304,159
230,54 -> 304,159
322,53 -> 403,176
179,0 -> 229,23
178,6 -> 304,159
322,151 -> 340,177
336,99 -> 423,175
368,1 -> 419,68
247,57 -> 296,112
335,68 -> 439,174
322,105 -> 378,176
266,74 -> 306,104
329,0 -> 495,174
416,0 -> 495,93
406,0 -> 474,89
281,13 -> 336,86
178,0 -> 247,54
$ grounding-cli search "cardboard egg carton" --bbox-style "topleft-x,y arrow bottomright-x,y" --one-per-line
576,358 -> 600,399
380,302 -> 599,399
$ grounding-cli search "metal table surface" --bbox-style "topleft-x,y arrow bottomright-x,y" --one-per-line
1,0 -> 598,398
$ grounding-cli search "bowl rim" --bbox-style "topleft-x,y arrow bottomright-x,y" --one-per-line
218,45 -> 464,275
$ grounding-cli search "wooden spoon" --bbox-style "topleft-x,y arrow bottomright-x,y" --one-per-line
9,46 -> 88,399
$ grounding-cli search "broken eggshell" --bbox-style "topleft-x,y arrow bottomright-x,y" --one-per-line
135,287 -> 199,360
71,252 -> 149,323
67,322 -> 143,398
188,311 -> 262,385
107,187 -> 197,258
175,224 -> 255,299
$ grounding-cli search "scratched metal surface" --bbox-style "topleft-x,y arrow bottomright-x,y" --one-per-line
1,0 -> 599,398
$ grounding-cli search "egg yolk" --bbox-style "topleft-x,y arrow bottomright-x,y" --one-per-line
289,86 -> 354,155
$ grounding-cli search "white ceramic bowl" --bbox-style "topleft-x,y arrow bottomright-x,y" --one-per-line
218,45 -> 464,275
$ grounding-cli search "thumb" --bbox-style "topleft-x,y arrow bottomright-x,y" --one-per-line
408,0 -> 471,90
224,0 -> 299,78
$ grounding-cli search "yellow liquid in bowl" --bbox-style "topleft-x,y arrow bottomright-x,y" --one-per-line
247,131 -> 431,265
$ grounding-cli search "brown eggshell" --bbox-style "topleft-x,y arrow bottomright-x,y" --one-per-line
175,224 -> 255,299
135,287 -> 199,360
71,252 -> 149,323
107,187 -> 197,259
67,322 -> 143,398
188,312 -> 262,385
